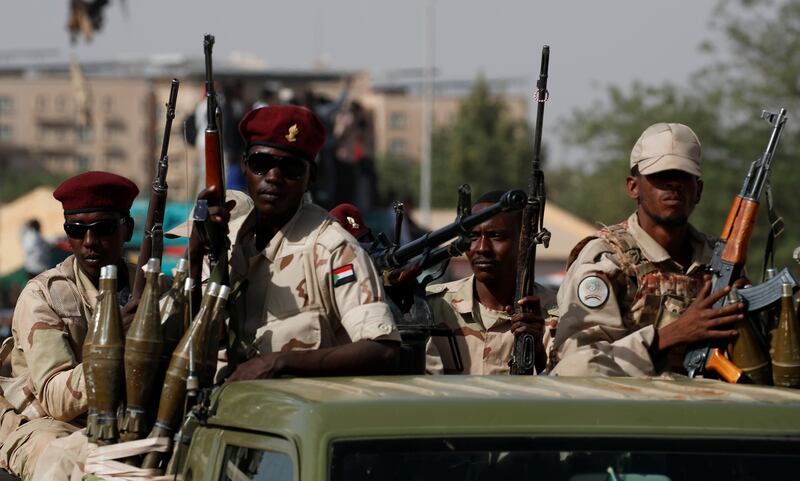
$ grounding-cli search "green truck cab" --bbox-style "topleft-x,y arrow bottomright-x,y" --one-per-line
175,376 -> 800,481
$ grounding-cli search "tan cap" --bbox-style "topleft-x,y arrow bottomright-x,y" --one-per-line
630,123 -> 702,177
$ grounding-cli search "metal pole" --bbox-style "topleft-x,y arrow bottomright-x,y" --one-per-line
419,0 -> 435,227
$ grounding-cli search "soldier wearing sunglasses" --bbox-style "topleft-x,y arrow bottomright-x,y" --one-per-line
187,105 -> 400,382
1,171 -> 139,479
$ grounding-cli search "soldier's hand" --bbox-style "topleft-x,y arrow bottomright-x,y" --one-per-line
188,186 -> 236,260
226,352 -> 285,382
121,296 -> 139,334
507,295 -> 545,339
655,279 -> 743,353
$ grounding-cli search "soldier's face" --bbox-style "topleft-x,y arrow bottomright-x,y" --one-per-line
64,211 -> 130,283
627,169 -> 703,227
466,203 -> 520,284
243,145 -> 310,221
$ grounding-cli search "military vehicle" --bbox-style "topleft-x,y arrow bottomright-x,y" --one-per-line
167,375 -> 800,481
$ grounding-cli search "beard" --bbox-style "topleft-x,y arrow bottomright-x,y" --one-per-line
651,212 -> 689,227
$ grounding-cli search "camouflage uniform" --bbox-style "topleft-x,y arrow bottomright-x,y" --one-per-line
229,200 -> 400,356
425,275 -> 557,374
550,212 -> 714,377
0,255 -> 135,479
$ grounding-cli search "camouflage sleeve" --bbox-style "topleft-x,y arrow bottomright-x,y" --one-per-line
319,232 -> 401,343
11,283 -> 86,422
550,239 -> 656,377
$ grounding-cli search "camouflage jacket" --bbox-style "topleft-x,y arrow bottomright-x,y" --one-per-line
425,275 -> 557,375
229,201 -> 400,355
551,212 -> 714,377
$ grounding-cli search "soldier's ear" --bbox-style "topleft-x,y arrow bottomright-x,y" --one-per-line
626,175 -> 640,201
696,178 -> 704,203
123,216 -> 134,242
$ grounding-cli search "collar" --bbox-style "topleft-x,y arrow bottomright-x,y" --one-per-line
627,212 -> 714,272
447,275 -> 475,315
237,200 -> 309,263
72,255 -> 99,312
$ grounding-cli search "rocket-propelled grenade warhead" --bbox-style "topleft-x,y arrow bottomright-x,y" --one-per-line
121,258 -> 164,441
87,264 -> 124,445
141,282 -> 221,471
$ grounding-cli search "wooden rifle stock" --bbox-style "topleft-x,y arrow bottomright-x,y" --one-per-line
132,79 -> 180,300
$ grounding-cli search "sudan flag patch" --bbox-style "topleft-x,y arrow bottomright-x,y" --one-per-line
333,264 -> 356,287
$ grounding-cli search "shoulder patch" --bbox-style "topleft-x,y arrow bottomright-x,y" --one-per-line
577,275 -> 609,308
333,264 -> 356,287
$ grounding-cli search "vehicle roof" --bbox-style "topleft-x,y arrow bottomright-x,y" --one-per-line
208,375 -> 800,441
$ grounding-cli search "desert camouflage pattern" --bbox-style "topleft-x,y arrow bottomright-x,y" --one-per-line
229,201 -> 400,356
425,275 -> 557,374
0,255 -> 168,479
551,212 -> 714,377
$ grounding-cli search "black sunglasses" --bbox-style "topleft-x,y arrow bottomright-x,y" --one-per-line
63,218 -> 125,239
246,153 -> 308,181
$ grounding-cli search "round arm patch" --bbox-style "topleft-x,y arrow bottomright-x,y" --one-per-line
577,275 -> 609,308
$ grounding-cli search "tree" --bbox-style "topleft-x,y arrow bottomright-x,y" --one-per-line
552,0 -> 800,274
430,75 -> 535,208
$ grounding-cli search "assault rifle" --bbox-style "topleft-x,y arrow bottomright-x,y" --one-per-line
193,34 -> 229,288
132,79 -> 179,300
684,108 -> 798,382
369,189 -> 527,275
510,45 -> 551,375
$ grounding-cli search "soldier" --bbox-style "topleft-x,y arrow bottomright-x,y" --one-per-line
425,191 -> 556,375
189,105 -> 400,382
0,171 -> 139,480
550,123 -> 745,377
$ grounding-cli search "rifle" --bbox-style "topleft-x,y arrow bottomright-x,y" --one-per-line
509,45 -> 551,375
132,79 -> 179,300
369,189 -> 527,274
684,108 -> 798,382
193,34 -> 229,287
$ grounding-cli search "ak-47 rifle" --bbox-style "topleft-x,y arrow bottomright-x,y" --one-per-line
132,79 -> 179,300
684,108 -> 798,382
509,45 -> 551,375
193,34 -> 229,287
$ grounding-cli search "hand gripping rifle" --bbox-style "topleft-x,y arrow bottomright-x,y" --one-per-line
684,108 -> 798,382
132,79 -> 180,300
509,45 -> 551,375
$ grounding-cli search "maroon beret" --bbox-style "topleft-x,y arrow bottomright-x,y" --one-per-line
53,171 -> 139,215
238,105 -> 325,162
330,203 -> 371,240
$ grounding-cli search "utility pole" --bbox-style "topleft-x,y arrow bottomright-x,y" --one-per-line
419,0 -> 435,227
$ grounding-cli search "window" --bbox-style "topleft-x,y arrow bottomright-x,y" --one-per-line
77,126 -> 93,143
103,96 -> 113,113
389,138 -> 407,155
389,111 -> 407,129
36,95 -> 46,112
220,445 -> 293,481
0,96 -> 13,114
56,95 -> 66,113
77,155 -> 91,170
331,438 -> 800,481
0,125 -> 11,142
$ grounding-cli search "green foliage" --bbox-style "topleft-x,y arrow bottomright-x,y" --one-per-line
430,75 -> 534,208
553,0 -> 800,274
0,170 -> 69,203
375,153 -> 419,204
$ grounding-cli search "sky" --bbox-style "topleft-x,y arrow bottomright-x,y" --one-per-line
0,0 -> 725,164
